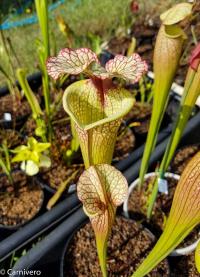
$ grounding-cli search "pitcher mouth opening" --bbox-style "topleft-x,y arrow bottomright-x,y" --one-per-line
63,80 -> 135,131
90,77 -> 116,106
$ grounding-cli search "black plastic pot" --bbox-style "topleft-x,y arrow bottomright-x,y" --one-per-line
11,212 -> 171,277
11,207 -> 86,277
1,107 -> 198,266
0,171 -> 44,233
123,111 -> 200,184
10,111 -> 200,276
0,72 -> 42,129
38,123 -> 172,197
0,72 -> 42,98
0,67 -> 199,269
99,50 -> 115,66
36,166 -> 80,196
0,193 -> 81,262
59,217 -> 171,277
59,219 -> 88,277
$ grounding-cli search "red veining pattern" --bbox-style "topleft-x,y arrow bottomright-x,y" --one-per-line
46,48 -> 98,79
105,53 -> 148,83
46,47 -> 147,84
77,164 -> 128,235
169,152 -> 200,228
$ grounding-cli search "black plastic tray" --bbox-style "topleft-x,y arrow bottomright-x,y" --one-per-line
10,111 -> 200,276
0,66 -> 199,271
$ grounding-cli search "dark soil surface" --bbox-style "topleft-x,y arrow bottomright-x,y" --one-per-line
128,175 -> 200,247
0,129 -> 25,148
64,217 -> 170,277
53,120 -> 72,153
0,171 -> 43,226
170,145 -> 200,175
41,159 -> 84,190
128,176 -> 178,233
108,37 -> 132,56
170,253 -> 199,277
128,144 -> 200,275
39,118 -> 84,191
23,117 -> 37,136
113,126 -> 135,161
24,117 -> 72,152
125,102 -> 152,136
0,94 -> 38,120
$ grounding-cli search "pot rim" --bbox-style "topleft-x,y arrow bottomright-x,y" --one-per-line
60,219 -> 88,277
123,171 -> 199,256
123,172 -> 180,218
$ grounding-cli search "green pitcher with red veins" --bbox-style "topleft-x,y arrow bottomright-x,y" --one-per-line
46,48 -> 147,168
133,151 -> 200,277
77,163 -> 128,277
139,2 -> 193,186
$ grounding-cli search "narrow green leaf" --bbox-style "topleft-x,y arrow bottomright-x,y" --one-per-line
16,68 -> 43,119
0,64 -> 12,82
127,37 -> 137,57
47,169 -> 79,210
159,44 -> 200,176
133,152 -> 200,277
139,24 -> 184,186
35,0 -> 51,127
0,157 -> 10,176
35,0 -> 49,59
195,240 -> 200,273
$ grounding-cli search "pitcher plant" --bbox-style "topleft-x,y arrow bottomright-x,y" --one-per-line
46,47 -> 147,168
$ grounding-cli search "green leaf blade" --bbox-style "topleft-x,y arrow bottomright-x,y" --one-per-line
139,24 -> 184,185
133,152 -> 200,277
195,240 -> 200,273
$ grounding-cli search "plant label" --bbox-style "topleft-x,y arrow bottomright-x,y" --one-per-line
3,113 -> 12,122
158,178 -> 168,195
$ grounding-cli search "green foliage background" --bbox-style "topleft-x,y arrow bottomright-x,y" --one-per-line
0,0 -> 182,85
